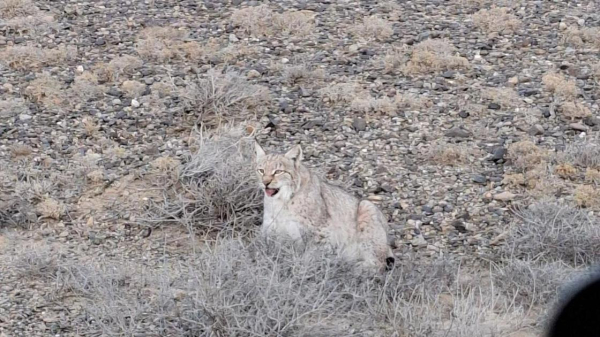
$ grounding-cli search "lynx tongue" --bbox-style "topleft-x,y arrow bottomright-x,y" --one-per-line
265,188 -> 279,197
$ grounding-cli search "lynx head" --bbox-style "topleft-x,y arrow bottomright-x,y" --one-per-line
254,142 -> 303,200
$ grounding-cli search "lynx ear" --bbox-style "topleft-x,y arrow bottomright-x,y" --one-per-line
255,141 -> 266,161
284,144 -> 303,163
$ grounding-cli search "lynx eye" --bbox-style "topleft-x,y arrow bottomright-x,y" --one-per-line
274,170 -> 284,175
257,169 -> 264,175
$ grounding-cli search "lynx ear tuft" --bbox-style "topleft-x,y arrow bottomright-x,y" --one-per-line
284,144 -> 303,163
255,141 -> 266,161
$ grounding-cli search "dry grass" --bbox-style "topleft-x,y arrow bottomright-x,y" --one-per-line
121,80 -> 146,98
69,72 -> 105,103
178,70 -> 271,127
36,197 -> 65,220
472,7 -> 521,33
507,140 -> 548,173
402,39 -> 470,75
507,200 -> 600,266
351,15 -> 394,41
381,45 -> 410,74
558,138 -> 600,169
542,72 -> 579,100
0,0 -> 37,19
9,144 -> 33,158
574,185 -> 600,209
0,45 -> 77,70
554,163 -> 577,180
350,93 -> 433,115
24,73 -> 66,108
427,141 -> 482,166
136,27 -> 204,62
585,168 -> 600,183
481,87 -> 522,108
143,125 -> 263,234
94,55 -> 144,83
231,6 -> 315,38
561,26 -> 600,48
6,234 -> 537,336
558,101 -> 592,120
319,82 -> 362,105
280,64 -> 326,86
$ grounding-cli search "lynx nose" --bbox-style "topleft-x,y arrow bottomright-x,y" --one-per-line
262,176 -> 273,186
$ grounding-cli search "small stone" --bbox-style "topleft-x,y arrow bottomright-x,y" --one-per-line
488,103 -> 501,110
459,111 -> 469,118
584,116 -> 599,127
228,33 -> 239,42
570,122 -> 588,132
95,38 -> 106,46
493,191 -> 516,202
445,127 -> 472,138
472,174 -> 487,184
281,58 -> 289,64
441,71 -> 455,79
490,147 -> 506,162
411,234 -> 427,247
528,124 -> 544,136
76,65 -> 84,73
112,98 -> 122,105
19,114 -> 32,121
352,117 -> 367,131
131,99 -> 140,108
508,76 -> 519,85
247,69 -> 261,79
559,22 -> 568,30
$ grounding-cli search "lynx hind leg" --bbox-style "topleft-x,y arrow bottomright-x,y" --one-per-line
357,200 -> 395,271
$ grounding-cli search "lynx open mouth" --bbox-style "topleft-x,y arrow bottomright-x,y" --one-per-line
265,188 -> 279,197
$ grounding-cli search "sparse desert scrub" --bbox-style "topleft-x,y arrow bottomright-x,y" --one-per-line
94,55 -> 144,83
351,15 -> 394,41
542,72 -> 579,100
178,69 -> 271,127
506,140 -> 548,172
135,27 -> 204,62
280,64 -> 326,86
402,39 -> 470,75
69,72 -> 105,103
481,87 -> 522,108
0,0 -> 37,19
558,101 -> 592,120
556,138 -> 600,169
36,197 -> 65,220
143,125 -> 263,234
507,200 -> 600,266
230,5 -> 315,38
121,80 -> 146,98
351,95 -> 397,114
561,26 -> 600,48
24,73 -> 66,108
6,234 -> 534,336
0,45 -> 77,70
585,168 -> 600,183
574,184 -> 600,209
472,7 -> 521,33
426,140 -> 482,166
319,82 -> 362,105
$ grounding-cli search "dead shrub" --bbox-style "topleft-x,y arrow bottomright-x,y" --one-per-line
558,139 -> 600,169
178,70 -> 271,127
427,141 -> 481,166
70,72 -> 105,103
281,64 -> 326,85
542,72 -> 579,100
554,163 -> 577,179
481,87 -> 522,108
121,80 -> 146,98
562,26 -> 600,48
0,0 -> 37,19
10,144 -> 33,158
585,168 -> 600,183
352,16 -> 394,41
558,101 -> 592,120
574,185 -> 600,209
507,200 -> 600,266
0,45 -> 77,70
472,7 -> 521,33
381,45 -> 410,74
36,197 -> 65,220
231,6 -> 314,38
94,55 -> 143,83
351,96 -> 396,114
0,98 -> 30,118
403,39 -> 470,75
143,125 -> 263,234
319,82 -> 362,105
507,140 -> 548,172
24,73 -> 66,108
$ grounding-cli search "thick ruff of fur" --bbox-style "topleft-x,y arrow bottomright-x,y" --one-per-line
255,142 -> 395,272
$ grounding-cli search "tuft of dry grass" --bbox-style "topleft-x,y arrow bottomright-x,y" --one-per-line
0,45 -> 77,70
94,55 -> 144,83
231,6 -> 315,38
381,45 -> 410,74
481,87 -> 522,108
121,80 -> 146,98
507,200 -> 600,266
427,141 -> 482,166
351,15 -> 394,41
542,72 -> 579,100
9,144 -> 33,158
472,7 -> 521,33
143,125 -> 263,234
0,97 -> 30,118
561,26 -> 600,48
36,197 -> 65,220
585,168 -> 600,183
574,185 -> 600,209
280,64 -> 326,86
24,73 -> 66,108
135,27 -> 203,62
178,70 -> 271,127
402,39 -> 470,75
70,72 -> 105,103
558,138 -> 600,169
319,82 -> 362,105
554,163 -> 577,180
0,0 -> 37,19
507,140 -> 548,173
558,101 -> 592,120
351,96 -> 397,114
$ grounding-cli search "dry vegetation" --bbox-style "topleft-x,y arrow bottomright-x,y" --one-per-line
351,15 -> 394,41
0,45 -> 77,70
471,7 -> 521,34
561,26 -> 600,48
231,5 -> 315,38
401,39 -> 470,75
542,72 -> 579,100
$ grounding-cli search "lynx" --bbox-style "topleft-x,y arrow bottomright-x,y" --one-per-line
254,142 -> 395,272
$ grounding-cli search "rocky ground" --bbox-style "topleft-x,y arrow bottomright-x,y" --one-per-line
1,0 -> 600,336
